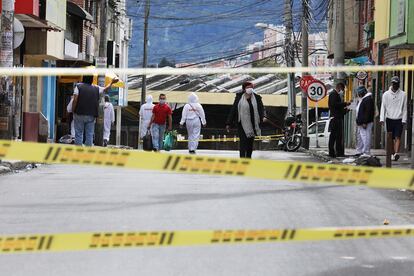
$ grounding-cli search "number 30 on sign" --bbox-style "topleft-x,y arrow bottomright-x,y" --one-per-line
307,80 -> 327,102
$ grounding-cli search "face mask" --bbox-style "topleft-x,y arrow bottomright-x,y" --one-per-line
246,88 -> 254,94
159,99 -> 166,104
392,84 -> 399,91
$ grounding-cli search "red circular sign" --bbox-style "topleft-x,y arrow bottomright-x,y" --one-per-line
300,75 -> 315,93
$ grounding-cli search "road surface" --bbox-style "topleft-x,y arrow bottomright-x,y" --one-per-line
0,150 -> 413,275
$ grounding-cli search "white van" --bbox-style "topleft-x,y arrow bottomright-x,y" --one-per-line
308,119 -> 331,148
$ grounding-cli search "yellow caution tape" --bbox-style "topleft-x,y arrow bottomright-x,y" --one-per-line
2,64 -> 414,77
177,134 -> 284,143
1,225 -> 413,254
0,140 -> 413,190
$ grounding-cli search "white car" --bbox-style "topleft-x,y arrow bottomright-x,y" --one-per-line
308,119 -> 331,148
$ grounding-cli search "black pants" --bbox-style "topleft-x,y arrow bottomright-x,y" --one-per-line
328,118 -> 344,157
238,125 -> 254,158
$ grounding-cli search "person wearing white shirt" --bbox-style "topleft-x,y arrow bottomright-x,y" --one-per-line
139,95 -> 155,138
179,93 -> 206,154
380,76 -> 407,161
103,96 -> 115,147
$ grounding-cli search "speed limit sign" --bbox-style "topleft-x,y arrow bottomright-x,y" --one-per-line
307,80 -> 327,102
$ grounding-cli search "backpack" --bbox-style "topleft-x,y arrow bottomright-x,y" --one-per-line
355,155 -> 382,167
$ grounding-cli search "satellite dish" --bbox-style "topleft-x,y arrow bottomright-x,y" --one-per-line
13,18 -> 25,49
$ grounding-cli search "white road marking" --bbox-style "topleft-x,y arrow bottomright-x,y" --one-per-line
391,256 -> 408,260
340,256 -> 356,260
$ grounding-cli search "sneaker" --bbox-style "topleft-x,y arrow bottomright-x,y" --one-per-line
189,150 -> 196,154
394,154 -> 400,161
354,153 -> 362,157
391,154 -> 396,161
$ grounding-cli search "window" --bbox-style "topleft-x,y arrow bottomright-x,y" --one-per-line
308,122 -> 326,135
86,0 -> 97,23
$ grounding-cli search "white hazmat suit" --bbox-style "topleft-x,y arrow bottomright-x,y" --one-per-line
103,101 -> 115,141
66,97 -> 75,138
180,93 -> 206,152
139,95 -> 155,138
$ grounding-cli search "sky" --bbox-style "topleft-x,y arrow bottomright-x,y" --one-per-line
127,0 -> 327,66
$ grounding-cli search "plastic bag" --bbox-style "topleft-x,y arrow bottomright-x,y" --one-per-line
163,131 -> 175,151
143,131 -> 153,151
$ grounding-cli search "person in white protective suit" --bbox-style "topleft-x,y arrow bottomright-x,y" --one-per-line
179,93 -> 206,154
103,95 -> 115,147
139,95 -> 155,138
66,96 -> 75,138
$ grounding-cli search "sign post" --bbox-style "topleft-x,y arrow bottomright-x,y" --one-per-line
307,79 -> 327,148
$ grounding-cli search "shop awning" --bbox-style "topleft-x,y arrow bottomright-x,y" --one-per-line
127,89 -> 303,107
67,2 -> 93,21
58,66 -> 125,88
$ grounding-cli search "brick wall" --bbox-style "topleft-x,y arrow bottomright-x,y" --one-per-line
69,0 -> 85,8
68,0 -> 98,59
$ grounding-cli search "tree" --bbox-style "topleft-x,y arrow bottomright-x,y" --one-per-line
158,57 -> 176,68
251,57 -> 285,78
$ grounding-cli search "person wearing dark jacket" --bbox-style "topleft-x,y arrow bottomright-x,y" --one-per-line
355,86 -> 375,156
226,82 -> 264,158
328,82 -> 349,158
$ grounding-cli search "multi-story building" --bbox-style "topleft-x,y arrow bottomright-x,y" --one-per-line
262,25 -> 285,59
246,42 -> 264,61
373,0 -> 413,153
0,0 -> 131,143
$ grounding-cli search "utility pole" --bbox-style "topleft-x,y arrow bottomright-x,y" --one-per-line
334,0 -> 345,84
141,0 -> 150,109
0,0 -> 14,139
284,0 -> 296,116
96,0 -> 108,146
138,0 -> 150,147
301,0 -> 310,143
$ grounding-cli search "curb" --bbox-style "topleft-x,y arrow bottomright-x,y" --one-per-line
305,149 -> 332,163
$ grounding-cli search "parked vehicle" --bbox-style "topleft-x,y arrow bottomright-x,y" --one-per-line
308,119 -> 331,148
278,116 -> 303,152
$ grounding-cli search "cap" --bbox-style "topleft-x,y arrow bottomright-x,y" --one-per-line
391,76 -> 400,83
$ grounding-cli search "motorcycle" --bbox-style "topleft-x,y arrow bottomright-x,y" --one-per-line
278,116 -> 303,152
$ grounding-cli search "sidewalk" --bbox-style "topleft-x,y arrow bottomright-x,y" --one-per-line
307,147 -> 412,169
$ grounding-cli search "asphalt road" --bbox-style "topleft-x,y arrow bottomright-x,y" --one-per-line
0,150 -> 414,276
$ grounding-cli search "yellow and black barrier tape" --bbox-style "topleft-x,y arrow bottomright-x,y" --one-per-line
0,140 -> 413,190
177,134 -> 284,143
1,225 -> 413,254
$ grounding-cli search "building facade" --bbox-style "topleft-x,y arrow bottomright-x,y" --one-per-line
0,0 -> 131,143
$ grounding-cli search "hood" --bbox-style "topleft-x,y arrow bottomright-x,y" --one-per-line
188,92 -> 199,103
146,95 -> 153,104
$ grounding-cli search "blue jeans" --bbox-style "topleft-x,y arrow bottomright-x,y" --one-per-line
74,114 -> 96,146
151,123 -> 166,150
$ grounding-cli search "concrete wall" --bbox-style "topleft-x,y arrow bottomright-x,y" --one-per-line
328,0 -> 360,56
